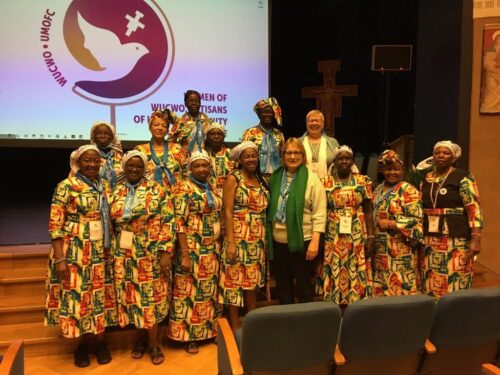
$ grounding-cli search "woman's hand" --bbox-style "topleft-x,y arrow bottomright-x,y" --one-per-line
305,240 -> 319,261
470,236 -> 481,257
55,260 -> 69,281
377,219 -> 389,232
159,252 -> 172,275
180,251 -> 191,272
226,241 -> 237,264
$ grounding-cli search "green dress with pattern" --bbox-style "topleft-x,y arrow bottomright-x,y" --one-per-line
110,178 -> 175,329
167,179 -> 222,342
219,170 -> 269,307
45,177 -> 117,338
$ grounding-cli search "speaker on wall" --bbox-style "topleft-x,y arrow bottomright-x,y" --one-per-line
371,45 -> 413,71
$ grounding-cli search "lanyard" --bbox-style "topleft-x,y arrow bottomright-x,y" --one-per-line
430,168 -> 452,209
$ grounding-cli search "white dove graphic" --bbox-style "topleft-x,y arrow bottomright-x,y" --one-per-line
77,12 -> 149,81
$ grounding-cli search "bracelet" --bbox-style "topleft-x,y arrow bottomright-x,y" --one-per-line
367,235 -> 375,239
471,233 -> 481,237
53,257 -> 67,264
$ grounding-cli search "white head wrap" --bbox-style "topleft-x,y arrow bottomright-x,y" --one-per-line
329,145 -> 359,174
69,145 -> 100,176
188,150 -> 211,170
121,150 -> 148,173
433,140 -> 462,161
230,141 -> 258,161
90,121 -> 122,154
205,122 -> 226,136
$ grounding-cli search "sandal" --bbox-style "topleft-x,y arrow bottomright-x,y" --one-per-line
131,340 -> 147,359
185,341 -> 199,354
149,346 -> 165,365
74,343 -> 90,368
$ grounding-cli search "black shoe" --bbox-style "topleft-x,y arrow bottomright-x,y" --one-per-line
96,342 -> 112,365
74,343 -> 90,368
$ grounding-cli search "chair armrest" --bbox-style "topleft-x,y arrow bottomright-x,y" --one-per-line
482,364 -> 500,375
424,339 -> 436,354
217,318 -> 244,375
334,344 -> 346,366
0,339 -> 24,375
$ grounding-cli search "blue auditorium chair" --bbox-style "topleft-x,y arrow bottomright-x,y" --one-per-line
0,340 -> 24,375
217,301 -> 342,375
333,294 -> 436,375
418,287 -> 500,375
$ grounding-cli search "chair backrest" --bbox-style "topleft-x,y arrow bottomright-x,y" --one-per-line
429,287 -> 500,348
338,294 -> 436,361
240,301 -> 342,372
419,287 -> 500,375
0,340 -> 24,375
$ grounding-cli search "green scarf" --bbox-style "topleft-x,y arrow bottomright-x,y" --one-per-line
267,165 -> 308,259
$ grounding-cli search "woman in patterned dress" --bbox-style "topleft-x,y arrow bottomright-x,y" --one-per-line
46,145 -> 116,368
219,141 -> 269,332
89,121 -> 123,189
372,150 -> 423,296
135,109 -> 186,191
169,90 -> 212,156
419,141 -> 483,298
320,145 -> 375,306
110,151 -> 175,365
241,97 -> 285,180
204,122 -> 233,197
168,151 -> 222,354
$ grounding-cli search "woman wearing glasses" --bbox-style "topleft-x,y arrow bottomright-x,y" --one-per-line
268,138 -> 326,304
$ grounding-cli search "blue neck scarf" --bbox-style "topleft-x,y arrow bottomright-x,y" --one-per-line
187,116 -> 204,153
76,172 -> 111,247
123,179 -> 143,220
275,170 -> 296,223
98,148 -> 118,189
189,175 -> 215,209
259,125 -> 281,174
149,139 -> 176,186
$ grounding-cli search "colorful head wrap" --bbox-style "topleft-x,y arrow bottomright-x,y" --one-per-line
121,150 -> 148,173
253,97 -> 282,126
188,150 -> 211,170
90,121 -> 122,152
205,122 -> 226,136
378,149 -> 403,166
69,144 -> 100,176
433,140 -> 462,161
230,141 -> 259,161
148,109 -> 177,127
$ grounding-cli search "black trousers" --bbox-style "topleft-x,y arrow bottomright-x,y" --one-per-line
273,240 -> 316,305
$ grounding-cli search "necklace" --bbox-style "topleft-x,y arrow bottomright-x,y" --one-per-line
430,168 -> 452,208
335,172 -> 352,187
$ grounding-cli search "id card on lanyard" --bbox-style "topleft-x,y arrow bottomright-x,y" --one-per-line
119,230 -> 134,249
339,211 -> 352,234
89,220 -> 103,240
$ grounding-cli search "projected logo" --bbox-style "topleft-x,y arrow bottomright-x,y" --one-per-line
63,0 -> 174,105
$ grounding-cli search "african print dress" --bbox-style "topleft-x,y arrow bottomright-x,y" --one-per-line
169,112 -> 212,154
320,174 -> 373,305
219,170 -> 269,307
241,125 -> 284,178
46,177 -> 117,338
419,169 -> 483,298
168,179 -> 222,342
110,179 -> 175,329
207,146 -> 234,197
372,181 -> 423,296
135,141 -> 186,191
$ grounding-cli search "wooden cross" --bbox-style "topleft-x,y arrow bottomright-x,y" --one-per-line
302,60 -> 358,136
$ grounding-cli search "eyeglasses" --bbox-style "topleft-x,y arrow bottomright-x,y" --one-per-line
284,151 -> 302,156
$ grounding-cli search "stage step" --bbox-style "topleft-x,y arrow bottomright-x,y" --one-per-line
0,244 -> 49,270
0,267 -> 46,302
0,322 -> 137,357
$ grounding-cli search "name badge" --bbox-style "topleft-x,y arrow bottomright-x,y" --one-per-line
120,230 -> 134,250
274,221 -> 287,230
339,216 -> 352,234
89,220 -> 103,240
213,222 -> 221,240
428,215 -> 440,233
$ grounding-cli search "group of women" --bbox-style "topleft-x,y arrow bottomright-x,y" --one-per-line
45,92 -> 483,368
